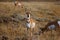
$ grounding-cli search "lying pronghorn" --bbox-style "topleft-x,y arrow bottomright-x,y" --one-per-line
40,20 -> 60,33
14,1 -> 23,8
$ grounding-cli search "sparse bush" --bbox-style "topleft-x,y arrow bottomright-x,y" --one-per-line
36,18 -> 51,22
14,37 -> 20,40
0,17 -> 3,23
22,37 -> 28,40
2,36 -> 8,40
10,13 -> 24,22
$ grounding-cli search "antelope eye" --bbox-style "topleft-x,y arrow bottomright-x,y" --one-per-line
27,15 -> 29,17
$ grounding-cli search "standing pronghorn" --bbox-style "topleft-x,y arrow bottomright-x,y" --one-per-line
25,11 -> 35,29
25,11 -> 35,40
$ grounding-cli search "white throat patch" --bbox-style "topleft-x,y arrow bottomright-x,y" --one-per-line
57,21 -> 60,26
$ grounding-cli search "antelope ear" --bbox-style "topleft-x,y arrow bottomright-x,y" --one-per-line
57,21 -> 60,26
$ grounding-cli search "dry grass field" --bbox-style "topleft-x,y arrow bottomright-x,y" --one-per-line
0,2 -> 60,40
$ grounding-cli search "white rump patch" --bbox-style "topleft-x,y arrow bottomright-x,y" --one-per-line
31,22 -> 35,28
18,3 -> 22,6
48,24 -> 55,30
57,21 -> 60,26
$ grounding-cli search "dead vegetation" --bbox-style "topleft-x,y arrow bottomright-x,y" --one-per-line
0,2 -> 60,40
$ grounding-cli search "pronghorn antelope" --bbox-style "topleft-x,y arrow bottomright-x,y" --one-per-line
40,20 -> 60,33
14,1 -> 23,8
25,11 -> 36,40
25,11 -> 35,29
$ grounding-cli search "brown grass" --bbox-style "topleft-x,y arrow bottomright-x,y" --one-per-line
0,2 -> 60,40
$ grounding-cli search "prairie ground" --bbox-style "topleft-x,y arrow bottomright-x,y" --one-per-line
0,2 -> 60,40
